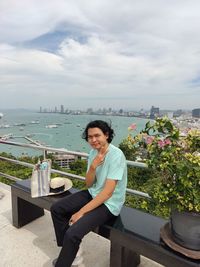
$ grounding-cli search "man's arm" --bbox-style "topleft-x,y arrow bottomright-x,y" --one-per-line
70,179 -> 117,224
85,164 -> 96,188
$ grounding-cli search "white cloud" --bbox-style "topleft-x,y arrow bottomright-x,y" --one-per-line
0,0 -> 200,109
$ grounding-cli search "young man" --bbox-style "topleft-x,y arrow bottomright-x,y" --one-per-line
50,120 -> 127,267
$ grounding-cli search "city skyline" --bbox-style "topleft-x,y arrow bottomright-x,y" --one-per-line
0,1 -> 200,110
38,104 -> 188,113
38,105 -> 200,120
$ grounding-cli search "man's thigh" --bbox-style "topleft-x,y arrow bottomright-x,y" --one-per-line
68,204 -> 114,239
52,190 -> 92,215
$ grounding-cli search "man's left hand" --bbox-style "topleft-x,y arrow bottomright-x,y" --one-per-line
69,211 -> 84,225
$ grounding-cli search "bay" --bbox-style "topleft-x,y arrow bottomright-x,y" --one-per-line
0,110 -> 148,156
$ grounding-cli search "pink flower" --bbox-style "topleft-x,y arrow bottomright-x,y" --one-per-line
128,123 -> 137,131
157,138 -> 171,148
164,139 -> 171,145
157,140 -> 165,148
146,136 -> 155,144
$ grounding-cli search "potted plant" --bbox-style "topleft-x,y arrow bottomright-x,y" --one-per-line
127,117 -> 200,250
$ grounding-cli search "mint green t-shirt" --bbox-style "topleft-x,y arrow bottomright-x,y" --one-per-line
88,144 -> 127,216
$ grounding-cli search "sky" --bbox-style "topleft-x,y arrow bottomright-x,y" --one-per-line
0,0 -> 200,111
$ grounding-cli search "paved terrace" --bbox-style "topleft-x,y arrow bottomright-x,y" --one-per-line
0,183 -> 163,267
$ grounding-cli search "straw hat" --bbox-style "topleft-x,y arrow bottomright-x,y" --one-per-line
49,177 -> 73,195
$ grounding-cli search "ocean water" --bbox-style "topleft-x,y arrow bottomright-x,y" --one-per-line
0,110 -> 148,156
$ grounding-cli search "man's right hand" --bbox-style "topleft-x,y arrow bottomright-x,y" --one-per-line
86,145 -> 109,187
91,145 -> 109,169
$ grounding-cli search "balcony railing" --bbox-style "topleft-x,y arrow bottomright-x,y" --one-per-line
0,139 -> 150,198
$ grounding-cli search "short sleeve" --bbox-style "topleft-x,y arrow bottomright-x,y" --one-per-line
106,152 -> 126,181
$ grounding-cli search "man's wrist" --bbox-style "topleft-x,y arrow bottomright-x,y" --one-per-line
90,164 -> 96,171
79,208 -> 86,215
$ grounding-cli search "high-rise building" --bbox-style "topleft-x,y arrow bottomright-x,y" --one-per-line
87,108 -> 93,114
150,106 -> 159,119
192,108 -> 200,118
173,109 -> 183,117
61,105 -> 64,114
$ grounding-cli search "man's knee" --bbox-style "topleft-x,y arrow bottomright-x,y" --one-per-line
50,200 -> 73,219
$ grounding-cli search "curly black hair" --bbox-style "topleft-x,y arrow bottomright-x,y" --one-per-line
82,120 -> 115,143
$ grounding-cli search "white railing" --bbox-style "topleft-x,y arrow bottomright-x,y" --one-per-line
0,139 -> 150,198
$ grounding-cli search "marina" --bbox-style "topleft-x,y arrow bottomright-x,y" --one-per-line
0,110 -> 148,156
0,110 -> 199,157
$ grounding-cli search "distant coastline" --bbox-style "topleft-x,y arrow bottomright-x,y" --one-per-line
0,110 -> 199,158
38,105 -> 198,122
0,112 -> 149,156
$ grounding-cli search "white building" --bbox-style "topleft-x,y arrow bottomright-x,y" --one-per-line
54,153 -> 77,168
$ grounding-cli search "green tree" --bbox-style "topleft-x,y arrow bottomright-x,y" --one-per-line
69,159 -> 87,175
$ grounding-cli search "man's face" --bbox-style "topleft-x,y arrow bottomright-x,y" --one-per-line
87,127 -> 108,150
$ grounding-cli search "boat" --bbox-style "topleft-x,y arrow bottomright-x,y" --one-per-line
1,133 -> 13,140
0,113 -> 3,119
0,124 -> 10,128
45,124 -> 58,129
30,120 -> 40,124
14,123 -> 26,126
26,134 -> 35,138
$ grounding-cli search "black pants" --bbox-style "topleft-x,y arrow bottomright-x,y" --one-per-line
50,190 -> 115,267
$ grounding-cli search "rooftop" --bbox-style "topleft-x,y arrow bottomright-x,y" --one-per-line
0,183 -> 163,267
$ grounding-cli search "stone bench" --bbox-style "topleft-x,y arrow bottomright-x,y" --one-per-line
11,179 -> 199,267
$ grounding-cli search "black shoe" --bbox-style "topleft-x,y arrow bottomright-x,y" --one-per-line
52,258 -> 57,266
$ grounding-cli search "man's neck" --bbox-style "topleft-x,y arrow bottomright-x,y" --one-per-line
97,143 -> 109,152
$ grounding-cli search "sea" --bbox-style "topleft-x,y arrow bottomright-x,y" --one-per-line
0,110 -> 149,157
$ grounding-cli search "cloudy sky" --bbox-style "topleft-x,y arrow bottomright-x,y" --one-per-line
0,0 -> 200,111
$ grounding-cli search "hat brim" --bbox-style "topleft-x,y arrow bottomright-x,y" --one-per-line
48,178 -> 73,196
160,222 -> 200,259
